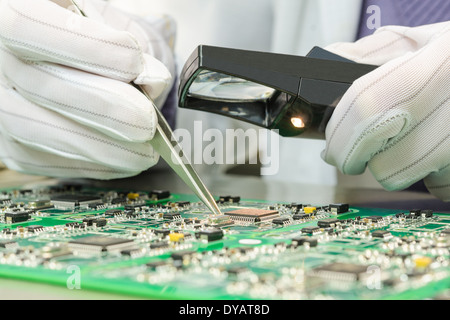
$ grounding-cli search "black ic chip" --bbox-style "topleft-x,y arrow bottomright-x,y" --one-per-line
301,226 -> 320,234
149,190 -> 171,200
372,230 -> 392,238
329,203 -> 349,214
272,217 -> 290,225
5,211 -> 31,224
318,219 -> 340,228
293,214 -> 308,220
195,228 -> 224,242
367,216 -> 383,222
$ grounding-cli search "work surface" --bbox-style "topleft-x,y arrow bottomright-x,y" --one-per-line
0,168 -> 448,300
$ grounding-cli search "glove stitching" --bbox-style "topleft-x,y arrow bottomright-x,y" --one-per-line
0,35 -> 138,81
379,95 -> 450,153
360,30 -> 407,60
341,114 -> 406,174
378,134 -> 449,184
31,62 -> 135,103
0,108 -> 155,159
324,55 -> 415,159
12,78 -> 153,131
8,2 -> 141,51
341,53 -> 450,172
0,156 -> 127,174
325,27 -> 450,160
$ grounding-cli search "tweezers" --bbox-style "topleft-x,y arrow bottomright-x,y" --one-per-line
68,0 -> 222,215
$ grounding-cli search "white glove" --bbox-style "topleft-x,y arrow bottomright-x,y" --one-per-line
0,0 -> 175,179
322,22 -> 450,201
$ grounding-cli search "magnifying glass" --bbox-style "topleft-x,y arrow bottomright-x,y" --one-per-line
178,45 -> 377,139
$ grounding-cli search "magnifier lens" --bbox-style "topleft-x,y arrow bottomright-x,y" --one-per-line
188,70 -> 276,102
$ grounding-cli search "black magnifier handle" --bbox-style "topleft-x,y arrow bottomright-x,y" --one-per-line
178,45 -> 378,139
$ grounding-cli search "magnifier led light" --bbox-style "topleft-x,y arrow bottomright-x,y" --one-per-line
291,117 -> 305,129
179,45 -> 377,139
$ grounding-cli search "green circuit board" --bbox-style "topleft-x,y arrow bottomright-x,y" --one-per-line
0,184 -> 449,300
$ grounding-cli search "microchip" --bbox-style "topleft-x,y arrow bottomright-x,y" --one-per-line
146,260 -> 169,270
171,250 -> 197,268
26,225 -> 44,233
293,213 -> 308,220
83,217 -> 108,227
206,215 -> 234,227
175,201 -> 190,207
5,211 -> 31,224
310,263 -> 369,282
0,241 -> 18,249
301,226 -> 320,234
154,229 -> 171,237
421,210 -> 433,218
225,208 -> 279,223
51,194 -> 101,208
149,190 -> 171,200
149,241 -> 169,249
329,203 -> 349,214
372,230 -> 392,238
367,216 -> 383,222
218,196 -> 241,204
272,217 -> 291,226
68,236 -> 134,254
27,200 -> 53,210
104,209 -> 123,217
111,197 -> 126,205
317,219 -> 340,228
163,212 -> 182,220
196,228 -> 224,242
121,248 -> 143,256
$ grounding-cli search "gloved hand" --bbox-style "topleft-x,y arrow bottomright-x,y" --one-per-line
322,22 -> 450,201
0,0 -> 175,179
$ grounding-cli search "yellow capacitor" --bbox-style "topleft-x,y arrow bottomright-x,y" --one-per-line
127,193 -> 140,200
415,257 -> 432,269
304,207 -> 316,214
169,233 -> 185,242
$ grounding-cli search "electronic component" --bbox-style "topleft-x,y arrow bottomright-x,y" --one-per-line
372,230 -> 392,239
303,207 -> 317,214
272,217 -> 291,226
206,215 -> 234,228
82,217 -> 107,227
150,241 -> 169,250
149,190 -> 171,200
329,203 -> 349,214
367,216 -> 383,223
169,233 -> 185,243
51,194 -> 101,208
317,218 -> 340,228
309,263 -> 369,282
26,225 -> 44,233
27,200 -> 53,210
225,208 -> 279,223
68,236 -> 134,254
0,241 -> 18,249
195,228 -> 224,242
293,213 -> 308,220
163,212 -> 182,220
301,226 -> 320,234
4,211 -> 31,224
